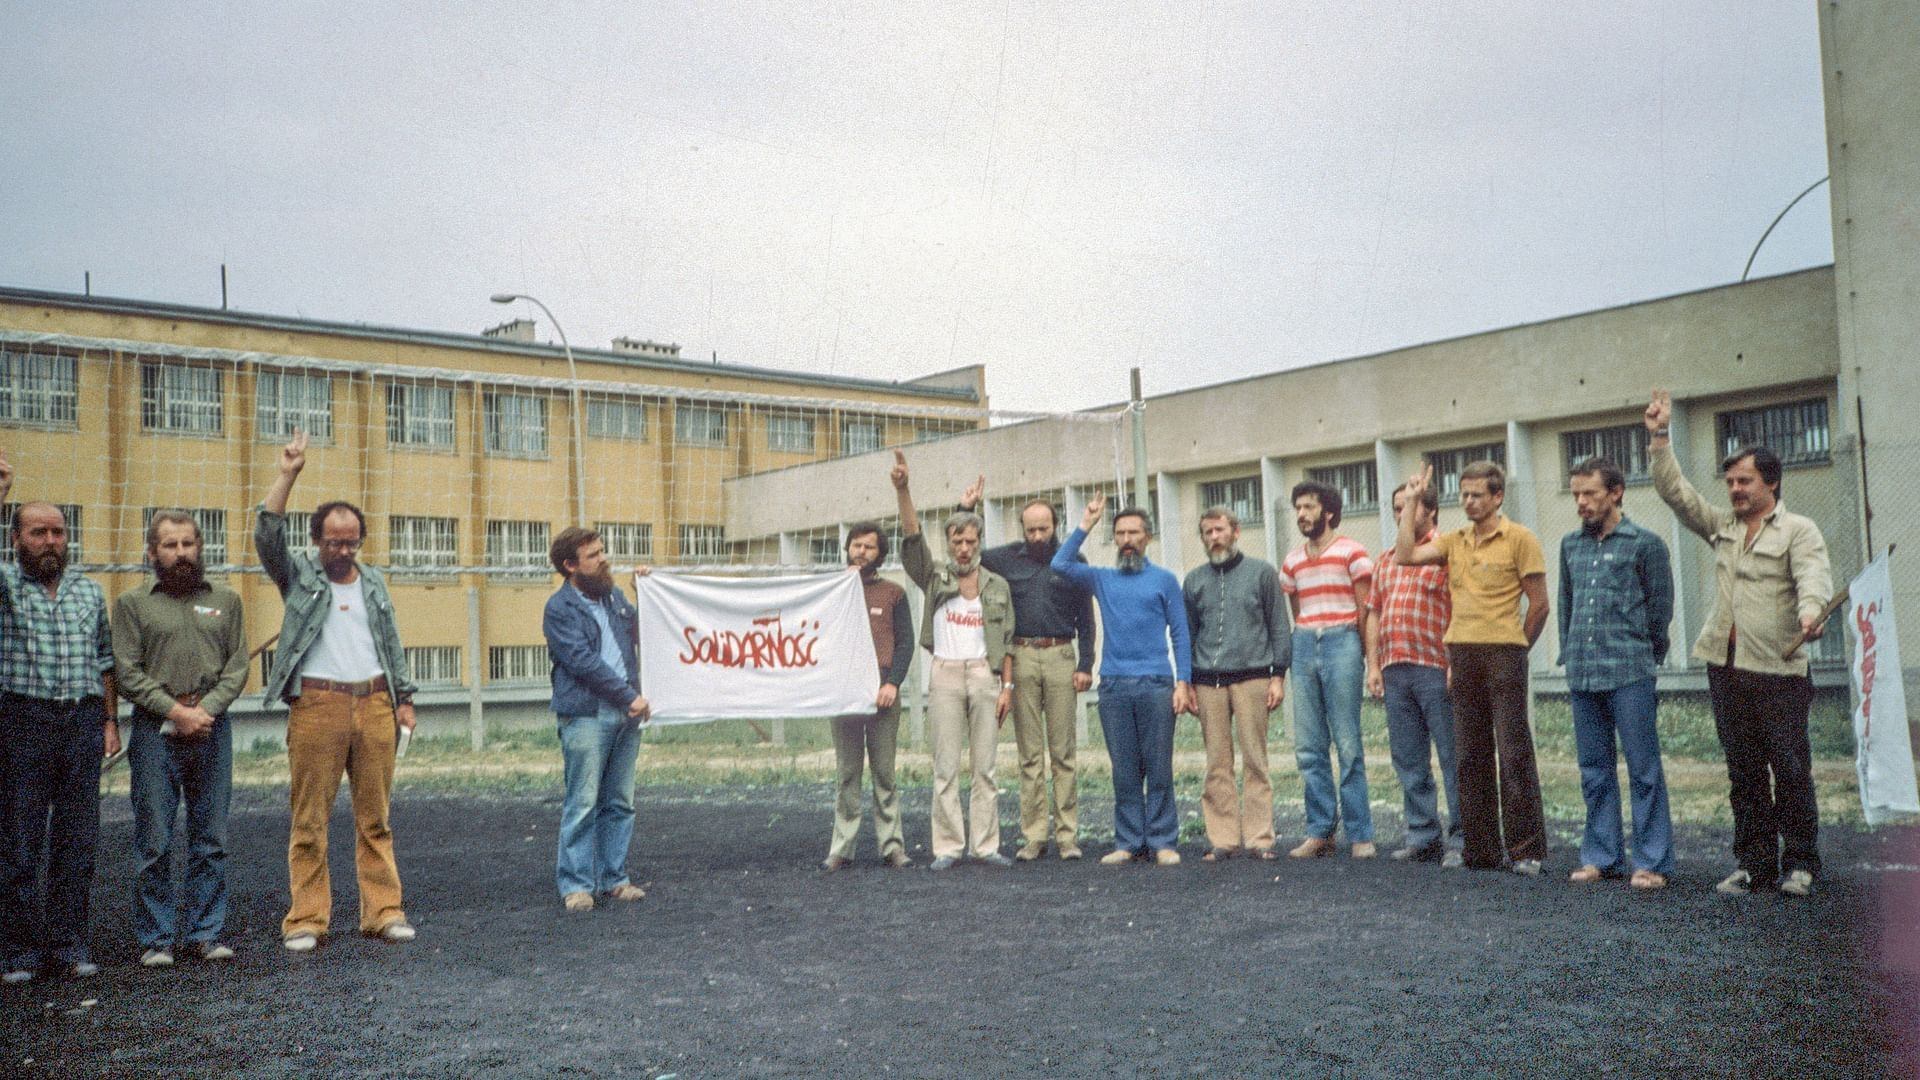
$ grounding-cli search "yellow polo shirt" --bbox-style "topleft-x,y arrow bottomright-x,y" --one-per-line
1435,516 -> 1546,646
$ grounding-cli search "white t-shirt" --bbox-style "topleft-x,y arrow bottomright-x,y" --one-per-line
932,594 -> 987,661
300,578 -> 386,681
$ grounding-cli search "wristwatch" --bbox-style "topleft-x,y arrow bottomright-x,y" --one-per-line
1002,682 -> 1015,691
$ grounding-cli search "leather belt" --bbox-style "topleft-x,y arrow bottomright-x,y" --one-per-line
1013,636 -> 1073,648
301,674 -> 390,697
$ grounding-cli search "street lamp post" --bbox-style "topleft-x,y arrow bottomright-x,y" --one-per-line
491,293 -> 589,527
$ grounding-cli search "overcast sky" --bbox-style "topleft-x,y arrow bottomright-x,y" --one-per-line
1,2 -> 1833,414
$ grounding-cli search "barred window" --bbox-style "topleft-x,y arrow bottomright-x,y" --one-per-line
485,519 -> 551,574
0,503 -> 83,564
674,403 -> 729,447
256,370 -> 333,442
284,511 -> 312,548
259,647 -> 275,683
586,399 -> 648,441
1199,476 -> 1264,525
1715,398 -> 1830,467
140,363 -> 223,435
387,383 -> 455,448
142,507 -> 228,565
841,417 -> 883,455
1561,423 -> 1651,483
594,521 -> 653,563
391,515 -> 459,569
405,646 -> 463,686
809,535 -> 842,566
677,524 -> 728,564
0,350 -> 79,429
488,644 -> 550,684
1424,442 -> 1507,505
483,391 -> 548,458
1305,461 -> 1379,515
767,413 -> 816,453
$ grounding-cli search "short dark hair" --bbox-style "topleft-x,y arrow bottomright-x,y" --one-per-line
1290,480 -> 1343,528
549,526 -> 602,576
1721,444 -> 1784,497
845,520 -> 890,563
1112,507 -> 1154,535
1459,460 -> 1506,495
1570,456 -> 1626,494
1019,499 -> 1059,528
145,509 -> 201,551
310,500 -> 367,544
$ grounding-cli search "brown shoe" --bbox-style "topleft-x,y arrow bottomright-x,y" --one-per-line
1153,849 -> 1182,867
821,855 -> 851,872
1015,841 -> 1047,862
601,883 -> 647,902
1099,849 -> 1136,866
1569,864 -> 1604,884
1289,837 -> 1334,858
1629,870 -> 1668,891
884,850 -> 914,869
1202,847 -> 1234,863
1350,842 -> 1377,860
563,891 -> 594,913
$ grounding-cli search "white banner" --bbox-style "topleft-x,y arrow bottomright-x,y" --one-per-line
635,570 -> 880,724
1850,553 -> 1920,825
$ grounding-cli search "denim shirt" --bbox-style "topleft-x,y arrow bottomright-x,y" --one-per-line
254,507 -> 416,705
1556,517 -> 1674,692
543,582 -> 640,718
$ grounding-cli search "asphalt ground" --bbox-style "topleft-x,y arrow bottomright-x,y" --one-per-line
2,784 -> 1914,1078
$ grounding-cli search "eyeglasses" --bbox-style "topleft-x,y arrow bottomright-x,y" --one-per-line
319,539 -> 363,552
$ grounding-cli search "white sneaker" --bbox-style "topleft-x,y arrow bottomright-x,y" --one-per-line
140,948 -> 175,968
1781,869 -> 1814,897
379,922 -> 416,943
1510,859 -> 1541,877
283,933 -> 318,953
198,942 -> 235,962
1715,869 -> 1753,896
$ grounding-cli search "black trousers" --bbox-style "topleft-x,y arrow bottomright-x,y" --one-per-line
1,692 -> 104,969
1706,663 -> 1819,881
1448,644 -> 1547,868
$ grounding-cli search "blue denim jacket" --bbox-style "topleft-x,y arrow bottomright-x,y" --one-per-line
254,506 -> 416,705
543,584 -> 640,717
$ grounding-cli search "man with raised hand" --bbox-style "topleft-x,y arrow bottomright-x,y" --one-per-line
256,430 -> 419,952
0,450 -> 117,983
1365,480 -> 1462,866
543,526 -> 649,912
893,451 -> 1016,870
1281,480 -> 1376,859
1182,507 -> 1289,861
957,477 -> 1096,862
1394,460 -> 1551,877
112,510 -> 250,967
1558,456 -> 1676,891
823,521 -> 914,871
1647,390 -> 1831,898
1052,493 -> 1194,867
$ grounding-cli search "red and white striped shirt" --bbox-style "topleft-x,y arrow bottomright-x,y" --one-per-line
1280,535 -> 1374,629
1367,538 -> 1451,671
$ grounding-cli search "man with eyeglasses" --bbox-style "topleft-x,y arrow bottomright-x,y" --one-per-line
255,431 -> 420,953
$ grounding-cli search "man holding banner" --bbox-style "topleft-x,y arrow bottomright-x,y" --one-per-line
1648,391 -> 1832,898
824,522 -> 915,871
543,527 -> 649,913
892,451 -> 1016,871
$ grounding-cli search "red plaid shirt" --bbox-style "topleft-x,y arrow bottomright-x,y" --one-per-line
1368,536 -> 1450,671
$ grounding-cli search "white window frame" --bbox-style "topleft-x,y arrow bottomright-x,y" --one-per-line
0,350 -> 79,429
485,519 -> 551,575
841,417 -> 883,456
386,383 -> 456,449
1199,475 -> 1265,525
405,645 -> 463,686
673,402 -> 730,447
140,362 -> 223,435
585,398 -> 648,441
391,515 -> 459,571
487,644 -> 550,684
594,521 -> 653,562
484,391 -> 549,459
256,369 -> 333,443
767,413 -> 817,453
677,524 -> 728,564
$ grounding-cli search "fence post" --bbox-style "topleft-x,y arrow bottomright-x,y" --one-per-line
466,585 -> 485,751
772,717 -> 786,747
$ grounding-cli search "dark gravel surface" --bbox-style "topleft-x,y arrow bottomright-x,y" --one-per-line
2,784 -> 1914,1078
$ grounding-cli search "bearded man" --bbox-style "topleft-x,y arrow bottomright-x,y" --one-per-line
0,451 -> 117,983
822,521 -> 914,870
893,451 -> 1016,870
111,510 -> 249,967
542,527 -> 649,911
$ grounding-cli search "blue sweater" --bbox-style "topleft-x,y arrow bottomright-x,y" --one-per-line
1051,528 -> 1192,682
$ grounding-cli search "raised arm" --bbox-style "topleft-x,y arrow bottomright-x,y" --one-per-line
892,450 -> 935,588
254,431 -> 307,594
1394,468 -> 1447,566
1646,390 -> 1722,541
1050,493 -> 1104,586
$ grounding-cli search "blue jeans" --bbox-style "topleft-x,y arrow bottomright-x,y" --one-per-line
1098,676 -> 1178,853
128,710 -> 233,949
555,706 -> 643,896
1569,679 -> 1674,875
1382,664 -> 1460,851
1292,626 -> 1372,842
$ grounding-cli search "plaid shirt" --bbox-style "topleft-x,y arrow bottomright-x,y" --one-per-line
1367,538 -> 1450,671
1556,517 -> 1674,692
0,563 -> 114,701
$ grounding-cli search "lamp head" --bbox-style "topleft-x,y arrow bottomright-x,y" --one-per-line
489,293 -> 518,304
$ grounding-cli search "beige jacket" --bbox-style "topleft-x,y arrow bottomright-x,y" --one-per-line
1651,444 -> 1832,676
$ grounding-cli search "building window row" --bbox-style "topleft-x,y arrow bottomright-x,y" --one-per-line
1199,476 -> 1264,525
0,351 -> 79,429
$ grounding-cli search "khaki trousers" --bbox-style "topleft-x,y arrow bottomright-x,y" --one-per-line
928,658 -> 1001,859
828,708 -> 904,861
1012,641 -> 1079,848
282,688 -> 405,938
1196,678 -> 1275,852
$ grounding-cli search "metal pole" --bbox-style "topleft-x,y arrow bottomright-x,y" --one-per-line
466,586 -> 486,750
1129,367 -> 1149,512
492,294 -> 589,525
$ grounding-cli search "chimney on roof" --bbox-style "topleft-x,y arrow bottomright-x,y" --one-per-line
611,336 -> 682,360
483,318 -> 537,343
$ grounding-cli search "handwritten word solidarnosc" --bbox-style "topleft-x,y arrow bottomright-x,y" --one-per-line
678,614 -> 824,669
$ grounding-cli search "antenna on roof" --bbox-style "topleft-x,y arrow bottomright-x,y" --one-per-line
84,271 -> 91,296
220,264 -> 229,309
